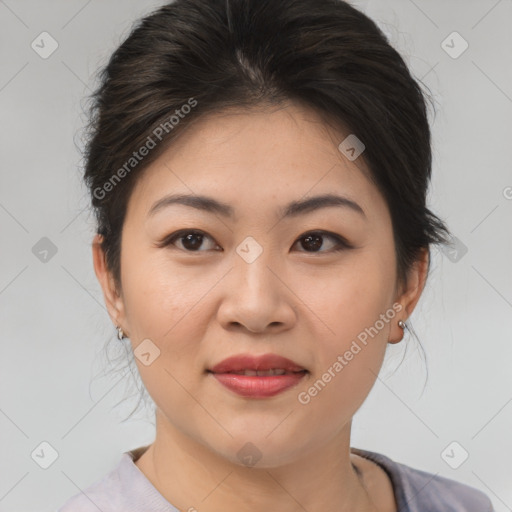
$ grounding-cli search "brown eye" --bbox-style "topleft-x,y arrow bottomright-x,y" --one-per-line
160,230 -> 221,252
159,229 -> 352,254
293,231 -> 352,253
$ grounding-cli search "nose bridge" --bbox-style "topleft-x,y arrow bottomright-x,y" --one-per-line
216,236 -> 295,332
232,237 -> 279,299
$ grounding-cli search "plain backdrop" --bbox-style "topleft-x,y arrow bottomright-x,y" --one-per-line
0,0 -> 511,510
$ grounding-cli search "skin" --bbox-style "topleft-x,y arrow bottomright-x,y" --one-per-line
93,101 -> 428,512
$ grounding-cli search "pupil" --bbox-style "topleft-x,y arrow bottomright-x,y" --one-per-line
303,234 -> 322,251
183,233 -> 202,250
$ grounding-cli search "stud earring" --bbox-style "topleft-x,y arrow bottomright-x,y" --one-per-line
398,319 -> 406,329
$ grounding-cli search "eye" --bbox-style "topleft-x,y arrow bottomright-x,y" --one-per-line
292,230 -> 353,253
159,229 -> 221,252
159,229 -> 352,253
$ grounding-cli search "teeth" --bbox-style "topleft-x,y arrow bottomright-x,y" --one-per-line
231,368 -> 289,376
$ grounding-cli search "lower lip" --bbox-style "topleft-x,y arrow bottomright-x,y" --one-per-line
209,371 -> 307,398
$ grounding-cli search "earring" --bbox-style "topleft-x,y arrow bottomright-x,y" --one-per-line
116,325 -> 125,340
398,319 -> 406,329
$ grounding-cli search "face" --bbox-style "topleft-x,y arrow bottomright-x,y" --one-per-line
94,102 -> 426,468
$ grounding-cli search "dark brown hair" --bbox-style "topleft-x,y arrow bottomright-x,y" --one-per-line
82,0 -> 450,300
82,0 -> 452,417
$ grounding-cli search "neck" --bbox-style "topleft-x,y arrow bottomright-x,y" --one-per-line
134,409 -> 377,512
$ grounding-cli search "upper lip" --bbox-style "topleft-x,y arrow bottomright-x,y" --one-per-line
209,353 -> 307,373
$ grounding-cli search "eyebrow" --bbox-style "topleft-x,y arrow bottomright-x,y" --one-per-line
148,193 -> 366,220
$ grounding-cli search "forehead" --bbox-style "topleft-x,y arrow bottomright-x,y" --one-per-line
126,102 -> 388,224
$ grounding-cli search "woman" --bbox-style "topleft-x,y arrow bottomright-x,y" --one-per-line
58,0 -> 495,510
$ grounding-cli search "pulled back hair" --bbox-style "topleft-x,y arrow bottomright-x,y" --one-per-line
83,0 -> 451,416
83,0 -> 450,298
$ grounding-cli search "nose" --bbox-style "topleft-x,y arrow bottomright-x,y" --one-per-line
216,247 -> 297,334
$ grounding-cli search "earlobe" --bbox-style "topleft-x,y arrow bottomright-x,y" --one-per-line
92,234 -> 127,330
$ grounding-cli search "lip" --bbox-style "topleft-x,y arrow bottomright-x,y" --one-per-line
207,353 -> 308,398
209,353 -> 306,374
210,372 -> 307,398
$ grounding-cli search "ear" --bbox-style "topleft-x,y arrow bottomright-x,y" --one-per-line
92,233 -> 128,334
388,247 -> 429,344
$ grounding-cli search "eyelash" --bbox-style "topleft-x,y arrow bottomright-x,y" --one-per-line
158,229 -> 353,254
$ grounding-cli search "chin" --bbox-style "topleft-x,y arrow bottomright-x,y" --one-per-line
205,432 -> 303,470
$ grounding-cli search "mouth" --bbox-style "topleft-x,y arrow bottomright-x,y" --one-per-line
207,370 -> 308,398
208,369 -> 308,376
206,353 -> 309,398
207,353 -> 308,375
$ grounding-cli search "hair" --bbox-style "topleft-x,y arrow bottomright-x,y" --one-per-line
81,0 -> 451,419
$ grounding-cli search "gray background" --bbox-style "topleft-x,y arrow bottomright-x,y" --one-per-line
0,0 -> 511,510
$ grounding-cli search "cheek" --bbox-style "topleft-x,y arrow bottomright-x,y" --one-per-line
296,251 -> 394,392
120,246 -> 219,384
296,249 -> 395,339
122,260 -> 208,415
121,241 -> 208,338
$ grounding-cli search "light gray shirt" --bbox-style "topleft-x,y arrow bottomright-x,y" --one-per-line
57,445 -> 495,511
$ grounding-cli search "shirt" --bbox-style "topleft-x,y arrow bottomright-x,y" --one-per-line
57,445 -> 495,511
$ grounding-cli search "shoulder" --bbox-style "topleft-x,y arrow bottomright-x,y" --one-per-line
397,462 -> 495,511
351,447 -> 495,512
57,458 -> 125,512
57,446 -> 178,512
